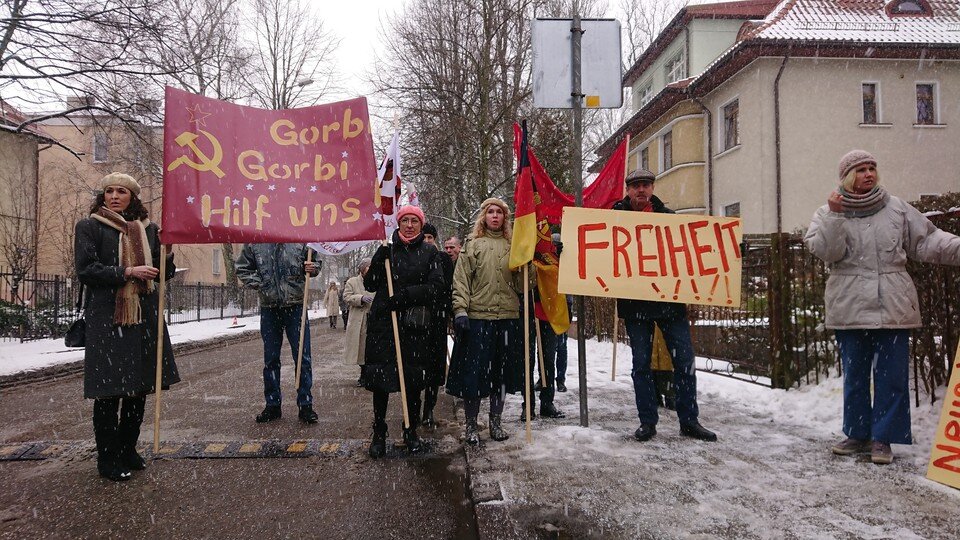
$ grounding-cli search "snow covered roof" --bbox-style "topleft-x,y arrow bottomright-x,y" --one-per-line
745,0 -> 960,44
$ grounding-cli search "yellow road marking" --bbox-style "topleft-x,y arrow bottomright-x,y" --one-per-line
287,442 -> 307,453
158,445 -> 181,454
0,445 -> 23,456
41,445 -> 65,456
238,443 -> 261,453
204,443 -> 227,453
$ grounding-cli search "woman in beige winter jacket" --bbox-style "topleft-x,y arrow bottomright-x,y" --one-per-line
804,150 -> 960,465
323,281 -> 340,329
446,197 -> 525,445
343,259 -> 375,376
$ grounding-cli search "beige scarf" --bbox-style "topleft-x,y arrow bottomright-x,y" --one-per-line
91,206 -> 154,326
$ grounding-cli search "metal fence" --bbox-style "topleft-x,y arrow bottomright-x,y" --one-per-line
0,273 -> 325,342
581,210 -> 960,399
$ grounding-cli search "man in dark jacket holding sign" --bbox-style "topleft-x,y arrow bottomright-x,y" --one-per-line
612,169 -> 717,443
236,243 -> 321,424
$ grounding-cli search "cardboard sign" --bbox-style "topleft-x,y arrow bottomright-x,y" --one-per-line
557,207 -> 742,307
161,87 -> 383,245
927,343 -> 960,489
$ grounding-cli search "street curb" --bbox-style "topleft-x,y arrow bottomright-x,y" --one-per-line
0,329 -> 262,390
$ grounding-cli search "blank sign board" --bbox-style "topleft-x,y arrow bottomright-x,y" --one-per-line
532,18 -> 622,109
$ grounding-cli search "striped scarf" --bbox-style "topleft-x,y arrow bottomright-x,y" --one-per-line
838,186 -> 890,218
91,206 -> 154,326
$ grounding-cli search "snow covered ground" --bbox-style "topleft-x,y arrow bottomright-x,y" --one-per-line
469,339 -> 960,539
0,309 -> 328,377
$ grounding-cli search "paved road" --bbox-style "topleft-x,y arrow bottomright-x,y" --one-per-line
0,321 -> 478,539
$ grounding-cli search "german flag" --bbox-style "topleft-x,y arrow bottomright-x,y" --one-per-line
509,121 -> 537,270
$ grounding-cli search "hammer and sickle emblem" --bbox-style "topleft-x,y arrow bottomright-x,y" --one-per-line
167,130 -> 225,178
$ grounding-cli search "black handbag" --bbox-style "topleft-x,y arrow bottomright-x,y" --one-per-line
64,283 -> 85,347
400,305 -> 431,330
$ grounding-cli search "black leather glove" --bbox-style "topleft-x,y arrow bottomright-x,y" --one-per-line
454,315 -> 469,334
371,245 -> 390,267
555,241 -> 563,256
387,289 -> 408,311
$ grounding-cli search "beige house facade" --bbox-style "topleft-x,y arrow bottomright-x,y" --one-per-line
704,56 -> 960,233
598,0 -> 960,234
35,111 -> 225,283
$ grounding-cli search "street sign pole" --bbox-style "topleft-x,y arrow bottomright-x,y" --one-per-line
570,3 -> 588,428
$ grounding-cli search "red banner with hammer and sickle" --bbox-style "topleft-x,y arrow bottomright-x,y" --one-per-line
161,87 -> 384,245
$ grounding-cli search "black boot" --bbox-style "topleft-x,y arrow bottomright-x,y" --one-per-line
422,409 -> 435,429
680,422 -> 717,442
402,425 -> 423,454
539,388 -> 565,418
117,397 -> 147,471
464,418 -> 480,446
93,399 -> 131,482
653,370 -> 674,410
368,421 -> 388,458
519,403 -> 537,422
488,414 -> 509,441
256,405 -> 282,423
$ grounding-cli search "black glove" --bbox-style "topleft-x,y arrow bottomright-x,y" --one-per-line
371,245 -> 390,267
555,241 -> 563,257
387,289 -> 408,311
454,315 -> 469,334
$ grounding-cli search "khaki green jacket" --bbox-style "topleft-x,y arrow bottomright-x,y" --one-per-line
452,230 -> 523,320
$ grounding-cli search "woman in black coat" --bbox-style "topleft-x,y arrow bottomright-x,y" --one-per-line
74,172 -> 179,481
362,205 -> 445,458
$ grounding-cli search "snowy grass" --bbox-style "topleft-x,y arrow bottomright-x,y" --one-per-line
0,309 -> 328,377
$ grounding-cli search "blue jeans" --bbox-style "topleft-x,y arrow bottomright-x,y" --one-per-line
625,318 -> 699,426
261,305 -> 313,407
555,332 -> 568,384
835,329 -> 912,444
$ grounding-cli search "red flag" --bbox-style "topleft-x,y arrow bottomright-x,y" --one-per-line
583,137 -> 628,209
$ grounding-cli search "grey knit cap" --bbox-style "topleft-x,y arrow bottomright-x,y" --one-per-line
838,150 -> 877,181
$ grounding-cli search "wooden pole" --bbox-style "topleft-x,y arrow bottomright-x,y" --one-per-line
444,341 -> 451,380
524,264 -> 532,443
534,315 -> 547,387
612,134 -> 630,382
153,245 -> 168,454
385,256 -> 411,429
294,250 -> 314,390
611,305 -> 618,382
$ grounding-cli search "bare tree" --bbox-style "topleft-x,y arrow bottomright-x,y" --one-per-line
0,156 -> 38,303
0,0 -> 174,132
247,0 -> 341,110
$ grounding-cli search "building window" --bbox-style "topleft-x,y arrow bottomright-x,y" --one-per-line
861,83 -> 879,124
723,202 -> 741,218
665,52 -> 685,83
916,83 -> 936,125
93,132 -> 109,163
212,247 -> 222,276
638,81 -> 653,107
640,147 -> 649,171
662,131 -> 673,171
721,99 -> 740,151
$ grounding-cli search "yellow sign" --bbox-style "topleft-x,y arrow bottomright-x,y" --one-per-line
926,343 -> 960,489
557,207 -> 743,307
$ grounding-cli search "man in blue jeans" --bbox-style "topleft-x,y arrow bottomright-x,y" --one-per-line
236,243 -> 321,424
553,290 -> 572,393
612,169 -> 716,442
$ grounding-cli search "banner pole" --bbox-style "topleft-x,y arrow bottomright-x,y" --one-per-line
611,305 -> 618,382
385,255 -> 411,429
444,342 -> 451,380
153,245 -> 168,454
295,250 -> 314,392
612,133 -> 629,382
524,264 -> 532,443
534,314 -> 547,388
